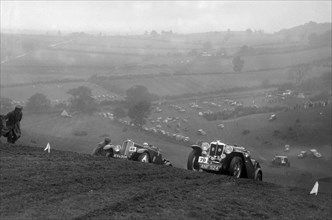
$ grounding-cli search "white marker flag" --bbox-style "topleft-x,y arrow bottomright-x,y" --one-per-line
310,181 -> 319,195
44,143 -> 51,153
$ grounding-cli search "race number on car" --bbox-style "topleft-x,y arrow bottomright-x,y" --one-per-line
129,146 -> 137,152
198,156 -> 208,164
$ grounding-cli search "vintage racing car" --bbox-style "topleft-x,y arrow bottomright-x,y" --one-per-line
187,140 -> 262,181
104,140 -> 172,166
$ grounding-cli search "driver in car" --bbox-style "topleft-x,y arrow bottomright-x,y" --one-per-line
92,137 -> 112,156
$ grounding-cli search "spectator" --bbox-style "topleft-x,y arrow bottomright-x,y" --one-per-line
2,105 -> 23,144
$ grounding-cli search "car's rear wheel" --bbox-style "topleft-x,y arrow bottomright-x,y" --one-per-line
229,156 -> 243,178
187,149 -> 201,171
138,152 -> 150,163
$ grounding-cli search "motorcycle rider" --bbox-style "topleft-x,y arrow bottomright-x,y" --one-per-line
92,137 -> 112,156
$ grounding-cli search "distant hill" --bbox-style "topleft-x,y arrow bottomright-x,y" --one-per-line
276,21 -> 331,42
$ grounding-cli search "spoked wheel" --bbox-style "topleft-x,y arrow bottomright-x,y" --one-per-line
138,152 -> 150,163
187,149 -> 201,171
255,170 -> 263,181
229,156 -> 243,178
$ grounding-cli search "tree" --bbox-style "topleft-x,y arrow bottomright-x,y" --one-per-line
0,97 -> 13,114
126,85 -> 153,126
128,100 -> 151,126
126,85 -> 152,107
232,56 -> 245,72
25,93 -> 51,112
67,86 -> 97,114
246,28 -> 253,34
150,30 -> 159,37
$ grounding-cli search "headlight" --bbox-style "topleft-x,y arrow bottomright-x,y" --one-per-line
114,145 -> 121,152
224,145 -> 233,154
201,142 -> 210,151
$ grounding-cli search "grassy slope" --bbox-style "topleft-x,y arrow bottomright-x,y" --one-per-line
0,143 -> 331,220
18,113 -> 192,169
16,103 -> 331,193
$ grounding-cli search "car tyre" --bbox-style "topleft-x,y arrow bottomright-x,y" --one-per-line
138,152 -> 150,163
255,170 -> 263,181
187,149 -> 201,171
105,149 -> 114,158
229,156 -> 243,178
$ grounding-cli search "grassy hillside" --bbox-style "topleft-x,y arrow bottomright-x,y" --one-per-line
16,103 -> 331,191
0,143 -> 331,219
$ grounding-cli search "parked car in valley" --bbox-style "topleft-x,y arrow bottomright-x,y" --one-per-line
272,155 -> 290,167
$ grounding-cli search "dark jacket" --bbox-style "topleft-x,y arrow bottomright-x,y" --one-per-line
5,110 -> 23,139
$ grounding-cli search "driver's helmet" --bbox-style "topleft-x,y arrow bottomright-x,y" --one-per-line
104,137 -> 111,144
143,142 -> 149,147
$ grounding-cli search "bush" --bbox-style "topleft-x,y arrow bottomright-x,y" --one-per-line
25,93 -> 51,112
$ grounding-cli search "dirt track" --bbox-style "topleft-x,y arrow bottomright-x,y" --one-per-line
0,143 -> 331,220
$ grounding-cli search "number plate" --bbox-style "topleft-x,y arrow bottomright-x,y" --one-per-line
114,154 -> 127,159
129,147 -> 137,152
198,156 -> 208,164
200,163 -> 222,171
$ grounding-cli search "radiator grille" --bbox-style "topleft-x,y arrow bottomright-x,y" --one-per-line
209,144 -> 224,157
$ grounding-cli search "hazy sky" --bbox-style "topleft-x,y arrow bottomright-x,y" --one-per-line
1,1 -> 331,34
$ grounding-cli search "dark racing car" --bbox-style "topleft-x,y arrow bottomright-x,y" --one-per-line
104,140 -> 172,166
187,140 -> 262,181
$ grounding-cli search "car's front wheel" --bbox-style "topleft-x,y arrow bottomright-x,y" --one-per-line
255,170 -> 263,181
105,149 -> 114,158
187,149 -> 201,171
228,156 -> 243,178
138,152 -> 150,163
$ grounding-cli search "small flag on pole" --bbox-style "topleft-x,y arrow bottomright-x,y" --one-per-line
310,181 -> 319,195
44,143 -> 51,153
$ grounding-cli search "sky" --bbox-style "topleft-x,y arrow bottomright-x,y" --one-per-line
1,1 -> 331,34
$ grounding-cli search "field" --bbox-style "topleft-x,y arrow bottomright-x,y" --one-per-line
1,31 -> 331,88
93,66 -> 330,96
